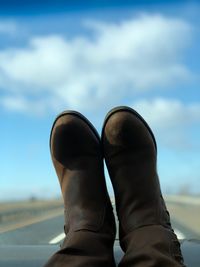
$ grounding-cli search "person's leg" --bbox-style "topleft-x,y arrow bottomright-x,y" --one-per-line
44,111 -> 116,267
102,106 -> 186,267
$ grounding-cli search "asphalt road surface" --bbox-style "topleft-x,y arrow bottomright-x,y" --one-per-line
1,202 -> 199,246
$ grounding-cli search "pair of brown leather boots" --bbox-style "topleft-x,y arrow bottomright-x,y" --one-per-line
44,106 -> 186,267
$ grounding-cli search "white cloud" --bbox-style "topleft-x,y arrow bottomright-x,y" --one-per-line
0,14 -> 194,114
0,95 -> 62,115
133,98 -> 200,129
132,98 -> 200,149
0,96 -> 29,112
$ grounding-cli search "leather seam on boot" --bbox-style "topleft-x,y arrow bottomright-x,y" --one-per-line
71,205 -> 106,232
169,230 -> 186,266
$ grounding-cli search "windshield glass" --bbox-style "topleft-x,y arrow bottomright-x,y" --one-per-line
0,1 -> 199,246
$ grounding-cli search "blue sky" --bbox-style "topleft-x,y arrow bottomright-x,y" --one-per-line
0,1 -> 199,200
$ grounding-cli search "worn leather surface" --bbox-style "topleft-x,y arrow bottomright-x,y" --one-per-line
44,112 -> 116,267
102,106 -> 186,267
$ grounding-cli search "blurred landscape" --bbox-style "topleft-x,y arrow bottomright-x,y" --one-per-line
1,194 -> 200,241
0,199 -> 63,233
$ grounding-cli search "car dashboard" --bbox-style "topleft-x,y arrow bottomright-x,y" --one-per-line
0,239 -> 199,267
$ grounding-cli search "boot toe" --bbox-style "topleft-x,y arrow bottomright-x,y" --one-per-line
50,113 -> 100,165
103,109 -> 156,152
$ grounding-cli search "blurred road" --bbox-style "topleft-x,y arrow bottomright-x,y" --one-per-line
0,197 -> 200,245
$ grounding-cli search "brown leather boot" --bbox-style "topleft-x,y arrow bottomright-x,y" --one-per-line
44,111 -> 116,267
102,106 -> 186,267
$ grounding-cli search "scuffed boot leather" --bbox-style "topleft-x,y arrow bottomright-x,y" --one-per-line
44,111 -> 116,267
102,106 -> 186,267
